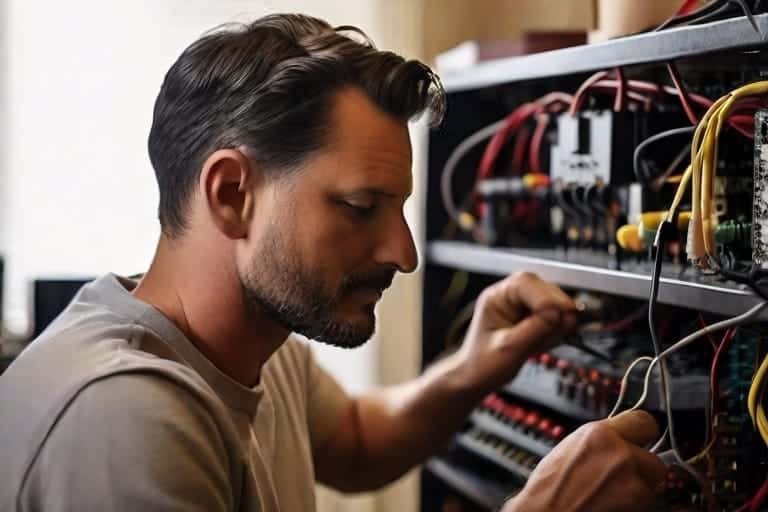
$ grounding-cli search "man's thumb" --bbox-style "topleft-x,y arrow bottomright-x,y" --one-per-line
605,410 -> 660,447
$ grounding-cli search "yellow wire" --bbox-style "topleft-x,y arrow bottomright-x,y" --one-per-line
695,94 -> 727,262
749,353 -> 768,445
668,82 -> 768,266
667,165 -> 692,223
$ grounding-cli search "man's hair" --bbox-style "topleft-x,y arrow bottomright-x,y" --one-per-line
148,13 -> 445,238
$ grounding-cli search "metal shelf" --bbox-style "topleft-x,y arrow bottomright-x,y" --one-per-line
470,411 -> 553,458
425,458 -> 510,510
455,433 -> 534,480
427,241 -> 767,320
442,14 -> 768,92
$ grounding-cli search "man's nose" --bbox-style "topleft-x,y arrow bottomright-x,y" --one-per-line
374,215 -> 418,273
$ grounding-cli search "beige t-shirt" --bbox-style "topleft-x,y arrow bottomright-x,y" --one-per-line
0,274 -> 351,511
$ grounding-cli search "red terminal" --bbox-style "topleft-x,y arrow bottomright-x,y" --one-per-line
602,377 -> 617,392
550,425 -> 565,440
511,407 -> 527,423
556,359 -> 571,374
589,369 -> 601,383
504,404 -> 520,419
538,418 -> 552,433
524,412 -> 540,428
539,353 -> 555,367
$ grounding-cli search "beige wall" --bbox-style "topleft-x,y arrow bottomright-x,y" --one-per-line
421,0 -> 594,63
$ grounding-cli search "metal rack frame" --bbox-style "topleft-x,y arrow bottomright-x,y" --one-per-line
442,14 -> 768,92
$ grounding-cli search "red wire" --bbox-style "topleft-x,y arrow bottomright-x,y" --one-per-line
699,314 -> 720,350
476,72 -> 760,203
735,479 -> 768,512
529,114 -> 549,174
591,83 -> 655,111
477,103 -> 538,181
598,76 -> 755,138
689,327 -> 736,471
614,67 -> 627,112
569,71 -> 611,115
749,479 -> 768,511
477,92 -> 572,182
666,62 -> 699,125
512,125 -> 531,175
591,306 -> 646,333
710,328 -> 736,427
676,0 -> 700,16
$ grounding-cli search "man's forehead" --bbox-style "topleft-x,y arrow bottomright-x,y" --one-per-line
326,87 -> 412,157
316,87 -> 413,194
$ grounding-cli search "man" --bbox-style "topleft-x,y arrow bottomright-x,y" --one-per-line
0,13 -> 666,511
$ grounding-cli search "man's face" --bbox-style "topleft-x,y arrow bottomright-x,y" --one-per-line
239,87 -> 417,348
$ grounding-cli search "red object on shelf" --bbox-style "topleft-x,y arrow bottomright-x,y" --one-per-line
524,412 -> 541,428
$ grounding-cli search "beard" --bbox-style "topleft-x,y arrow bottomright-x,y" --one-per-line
240,226 -> 394,349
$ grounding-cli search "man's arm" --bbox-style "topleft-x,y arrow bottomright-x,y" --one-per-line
313,271 -> 579,491
20,374 -> 236,511
314,272 -> 666,511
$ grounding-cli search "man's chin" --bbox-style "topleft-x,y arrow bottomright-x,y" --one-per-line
310,316 -> 375,349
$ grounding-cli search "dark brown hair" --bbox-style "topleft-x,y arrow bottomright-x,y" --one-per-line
148,13 -> 445,237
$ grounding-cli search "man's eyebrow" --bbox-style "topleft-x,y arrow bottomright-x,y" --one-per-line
345,187 -> 412,200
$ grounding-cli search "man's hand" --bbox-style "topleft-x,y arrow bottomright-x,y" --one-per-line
312,272 -> 582,492
456,271 -> 579,391
503,410 -> 668,512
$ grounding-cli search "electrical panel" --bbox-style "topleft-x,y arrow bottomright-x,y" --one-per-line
421,9 -> 768,512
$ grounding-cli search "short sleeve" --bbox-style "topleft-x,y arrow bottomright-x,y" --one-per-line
19,373 -> 238,512
303,344 -> 353,451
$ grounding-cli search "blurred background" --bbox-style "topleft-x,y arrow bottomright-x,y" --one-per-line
0,1 -> 683,510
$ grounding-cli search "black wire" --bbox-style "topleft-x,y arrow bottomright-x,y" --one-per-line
690,0 -> 759,29
648,223 -> 676,452
553,185 -> 582,221
689,2 -> 739,25
586,183 -> 608,215
573,186 -> 596,220
653,144 -> 692,189
720,266 -> 768,301
633,127 -> 696,185
655,0 -> 728,31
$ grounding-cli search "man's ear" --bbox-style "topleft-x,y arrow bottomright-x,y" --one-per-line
199,148 -> 258,239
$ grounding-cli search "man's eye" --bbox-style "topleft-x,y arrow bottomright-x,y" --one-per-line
342,201 -> 376,218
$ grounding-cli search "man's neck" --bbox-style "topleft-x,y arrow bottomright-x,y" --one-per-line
132,235 -> 288,387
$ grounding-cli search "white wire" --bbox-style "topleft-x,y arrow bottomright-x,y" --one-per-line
608,356 -> 654,418
630,301 -> 768,414
440,119 -> 506,225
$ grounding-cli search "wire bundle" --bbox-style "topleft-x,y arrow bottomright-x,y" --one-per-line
665,82 -> 768,268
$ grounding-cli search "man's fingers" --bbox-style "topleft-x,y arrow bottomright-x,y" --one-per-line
491,314 -> 566,355
605,410 -> 660,446
625,443 -> 669,491
483,272 -> 577,326
605,410 -> 667,490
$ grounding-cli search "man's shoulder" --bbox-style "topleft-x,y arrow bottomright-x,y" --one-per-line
0,306 -> 235,508
10,372 -> 243,512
